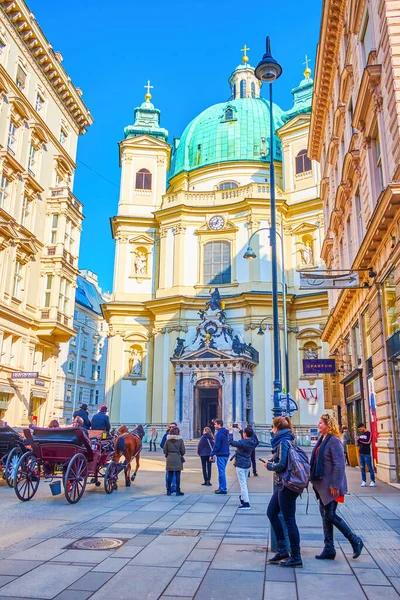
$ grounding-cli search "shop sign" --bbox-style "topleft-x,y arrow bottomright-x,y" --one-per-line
11,372 -> 38,380
34,379 -> 45,386
310,428 -> 318,446
303,359 -> 336,374
299,270 -> 360,289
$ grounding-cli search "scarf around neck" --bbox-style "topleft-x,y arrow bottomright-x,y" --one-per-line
270,428 -> 294,449
310,434 -> 332,480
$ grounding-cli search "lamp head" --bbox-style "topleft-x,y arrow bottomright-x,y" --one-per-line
255,37 -> 283,83
257,327 -> 264,336
243,246 -> 257,260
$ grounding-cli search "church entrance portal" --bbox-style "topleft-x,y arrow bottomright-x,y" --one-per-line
194,380 -> 222,438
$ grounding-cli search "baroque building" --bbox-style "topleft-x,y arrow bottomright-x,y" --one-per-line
0,1 -> 92,425
54,270 -> 109,426
309,0 -> 400,482
103,54 -> 329,439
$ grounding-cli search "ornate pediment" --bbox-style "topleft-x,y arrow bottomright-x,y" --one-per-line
291,222 -> 319,236
129,234 -> 154,246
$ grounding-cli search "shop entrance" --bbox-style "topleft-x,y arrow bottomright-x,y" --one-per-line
194,380 -> 222,438
29,396 -> 46,426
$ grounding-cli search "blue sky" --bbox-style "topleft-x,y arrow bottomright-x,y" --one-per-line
30,0 -> 322,292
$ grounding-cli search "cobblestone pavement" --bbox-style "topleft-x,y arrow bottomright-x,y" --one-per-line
1,446 -> 400,600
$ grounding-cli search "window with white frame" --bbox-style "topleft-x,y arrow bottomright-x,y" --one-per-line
35,93 -> 44,113
66,384 -> 72,401
91,364 -> 96,379
65,219 -> 72,253
373,130 -> 384,193
44,274 -> 52,308
80,359 -> 86,377
78,387 -> 83,403
97,365 -> 101,380
58,278 -> 70,314
82,336 -> 88,351
28,144 -> 36,174
21,196 -> 32,229
68,355 -> 75,373
0,175 -> 10,211
7,121 -> 17,153
89,389 -> 94,403
16,64 -> 26,90
12,260 -> 23,299
360,9 -> 374,65
95,390 -> 99,404
355,190 -> 364,244
50,214 -> 58,244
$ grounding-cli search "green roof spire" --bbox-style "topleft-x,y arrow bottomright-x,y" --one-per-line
124,81 -> 168,142
282,57 -> 314,123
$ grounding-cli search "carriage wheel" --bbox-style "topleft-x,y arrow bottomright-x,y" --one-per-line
64,453 -> 88,504
5,447 -> 22,487
104,461 -> 118,494
14,452 -> 40,502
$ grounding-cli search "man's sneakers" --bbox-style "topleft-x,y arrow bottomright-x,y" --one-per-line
370,481 -> 376,487
361,481 -> 367,487
238,502 -> 251,511
215,489 -> 227,494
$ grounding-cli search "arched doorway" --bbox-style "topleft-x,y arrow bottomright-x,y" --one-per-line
194,379 -> 222,438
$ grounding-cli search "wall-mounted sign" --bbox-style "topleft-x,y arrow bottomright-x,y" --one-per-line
34,379 -> 45,386
11,372 -> 39,380
299,270 -> 360,289
303,359 -> 336,374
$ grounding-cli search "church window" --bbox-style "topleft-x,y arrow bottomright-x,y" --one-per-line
251,82 -> 256,98
240,80 -> 246,98
218,181 -> 238,190
225,108 -> 234,121
135,168 -> 152,190
295,149 -> 312,174
204,241 -> 231,285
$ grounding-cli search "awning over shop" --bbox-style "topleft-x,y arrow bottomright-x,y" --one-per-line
0,383 -> 16,395
31,389 -> 48,399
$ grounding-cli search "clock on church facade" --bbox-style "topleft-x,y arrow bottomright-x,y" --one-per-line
102,52 -> 329,439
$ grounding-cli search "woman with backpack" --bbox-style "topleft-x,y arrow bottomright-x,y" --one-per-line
265,416 -> 303,568
197,427 -> 214,486
310,414 -> 363,561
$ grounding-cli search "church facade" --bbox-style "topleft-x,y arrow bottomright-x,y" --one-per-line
102,54 -> 330,439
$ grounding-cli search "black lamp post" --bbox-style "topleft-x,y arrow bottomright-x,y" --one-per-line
254,37 -> 283,418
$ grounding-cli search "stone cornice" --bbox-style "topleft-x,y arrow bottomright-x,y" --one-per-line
308,0 -> 346,160
0,0 -> 92,134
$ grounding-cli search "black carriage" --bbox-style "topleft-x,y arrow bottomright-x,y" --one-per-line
14,426 -> 119,504
0,425 -> 28,487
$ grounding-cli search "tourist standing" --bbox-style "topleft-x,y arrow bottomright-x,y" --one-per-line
265,416 -> 302,568
310,413 -> 363,561
341,426 -> 351,465
210,419 -> 230,494
197,427 -> 214,486
240,424 -> 259,476
149,427 -> 158,452
229,425 -> 257,510
356,423 -> 376,487
73,403 -> 91,430
164,426 -> 185,496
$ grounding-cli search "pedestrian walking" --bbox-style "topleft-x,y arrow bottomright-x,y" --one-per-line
341,426 -> 351,465
160,423 -> 177,492
240,424 -> 259,476
265,416 -> 302,568
149,427 -> 158,452
163,426 -> 185,496
197,427 -> 214,486
73,403 -> 91,430
310,413 -> 364,561
229,425 -> 257,510
210,419 -> 230,494
356,423 -> 376,487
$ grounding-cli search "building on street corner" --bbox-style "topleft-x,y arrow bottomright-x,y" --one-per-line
0,0 -> 92,426
103,53 -> 330,439
54,270 -> 109,426
309,0 -> 400,482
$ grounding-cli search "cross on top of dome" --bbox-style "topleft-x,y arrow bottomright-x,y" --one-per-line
241,44 -> 250,64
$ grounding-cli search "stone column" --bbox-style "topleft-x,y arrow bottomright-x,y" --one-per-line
235,369 -> 243,426
173,224 -> 186,287
223,371 -> 233,424
158,228 -> 168,289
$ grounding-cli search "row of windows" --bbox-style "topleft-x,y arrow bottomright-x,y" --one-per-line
67,356 -> 102,379
232,80 -> 257,99
66,385 -> 100,405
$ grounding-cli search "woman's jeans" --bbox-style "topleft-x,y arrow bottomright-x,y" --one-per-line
267,486 -> 300,555
359,454 -> 375,483
149,440 -> 157,451
200,456 -> 212,482
236,467 -> 250,503
319,500 -> 357,552
167,470 -> 181,492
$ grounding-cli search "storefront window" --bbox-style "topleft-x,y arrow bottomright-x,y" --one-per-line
362,308 -> 372,359
352,322 -> 362,365
383,271 -> 399,338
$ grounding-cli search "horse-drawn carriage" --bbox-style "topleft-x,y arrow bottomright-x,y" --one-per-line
13,427 -> 119,504
0,425 -> 28,487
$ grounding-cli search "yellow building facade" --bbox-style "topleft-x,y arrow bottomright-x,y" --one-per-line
0,1 -> 92,426
103,57 -> 329,438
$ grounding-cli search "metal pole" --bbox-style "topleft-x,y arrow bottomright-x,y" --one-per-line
277,229 -> 290,413
72,326 -> 82,419
269,82 -> 282,419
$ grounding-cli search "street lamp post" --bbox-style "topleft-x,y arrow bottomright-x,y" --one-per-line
244,228 -> 289,410
254,37 -> 283,418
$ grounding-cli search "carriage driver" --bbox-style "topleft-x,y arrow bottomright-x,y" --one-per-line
91,404 -> 111,433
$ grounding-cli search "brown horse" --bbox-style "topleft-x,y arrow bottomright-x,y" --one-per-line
114,425 -> 145,487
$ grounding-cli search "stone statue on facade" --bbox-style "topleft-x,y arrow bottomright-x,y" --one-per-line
173,337 -> 186,359
304,347 -> 318,359
206,287 -> 222,312
129,348 -> 142,377
300,241 -> 314,267
134,252 -> 147,276
232,335 -> 245,355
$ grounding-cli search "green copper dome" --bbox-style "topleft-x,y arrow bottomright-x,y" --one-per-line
168,98 -> 285,180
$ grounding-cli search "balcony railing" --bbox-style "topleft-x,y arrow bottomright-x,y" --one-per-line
45,245 -> 76,267
40,307 -> 70,328
49,186 -> 83,213
162,182 -> 281,208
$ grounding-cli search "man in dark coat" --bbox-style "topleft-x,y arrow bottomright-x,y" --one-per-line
73,404 -> 91,430
91,404 -> 111,433
210,419 -> 230,494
